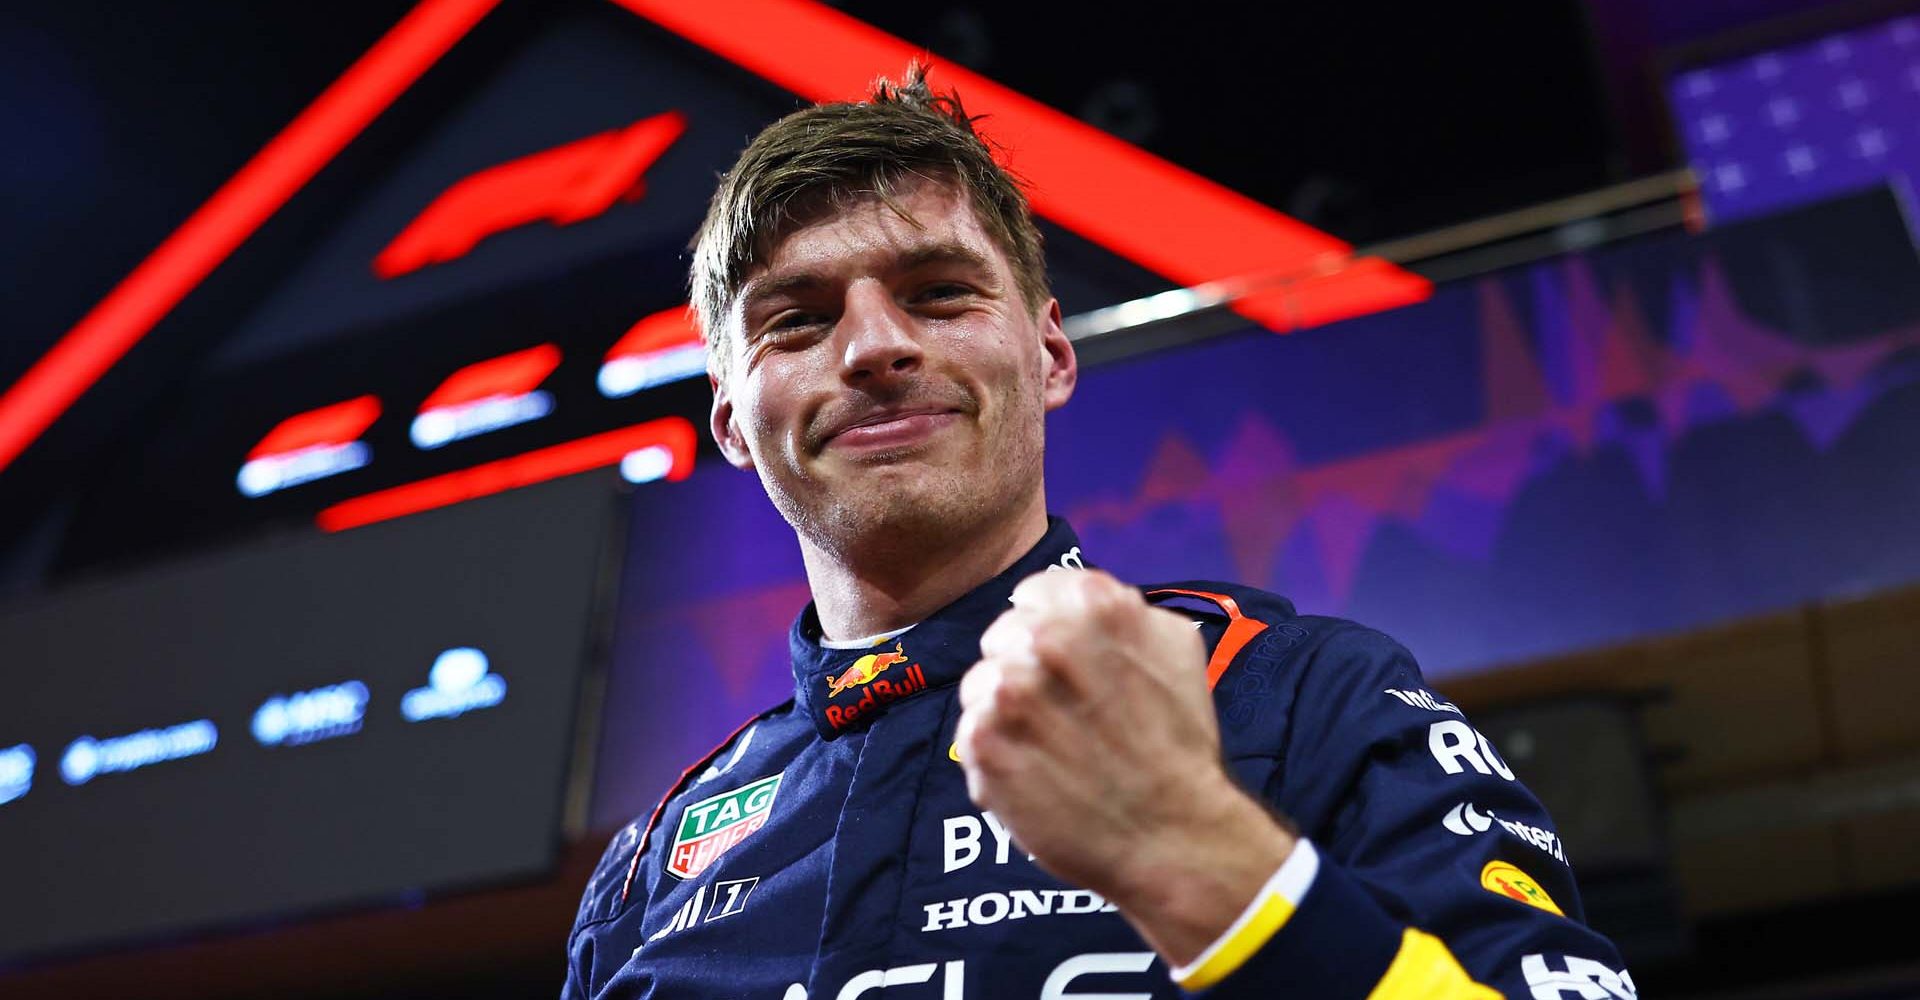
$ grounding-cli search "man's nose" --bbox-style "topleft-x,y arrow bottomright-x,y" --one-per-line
837,283 -> 923,382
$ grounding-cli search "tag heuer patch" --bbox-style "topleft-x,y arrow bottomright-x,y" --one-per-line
667,772 -> 782,879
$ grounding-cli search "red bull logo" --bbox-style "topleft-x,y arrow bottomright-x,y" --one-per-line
823,645 -> 930,732
825,642 -> 910,699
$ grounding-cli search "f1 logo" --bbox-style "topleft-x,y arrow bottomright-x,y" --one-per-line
375,109 -> 686,278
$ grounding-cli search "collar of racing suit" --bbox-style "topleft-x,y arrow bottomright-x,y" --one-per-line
787,516 -> 1086,740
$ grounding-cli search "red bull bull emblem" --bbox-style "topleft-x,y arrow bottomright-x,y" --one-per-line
826,642 -> 909,698
667,772 -> 782,879
822,642 -> 929,731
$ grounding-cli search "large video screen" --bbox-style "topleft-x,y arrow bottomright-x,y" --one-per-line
0,472 -> 621,962
1669,11 -> 1920,223
591,186 -> 1920,831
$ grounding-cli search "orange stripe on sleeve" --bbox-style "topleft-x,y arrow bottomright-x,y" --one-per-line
1147,588 -> 1270,690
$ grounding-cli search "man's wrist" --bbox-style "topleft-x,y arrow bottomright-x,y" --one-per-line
1169,838 -> 1322,990
1103,774 -> 1298,968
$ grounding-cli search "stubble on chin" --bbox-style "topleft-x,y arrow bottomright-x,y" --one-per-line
769,365 -> 1050,567
780,426 -> 1043,569
776,453 -> 992,567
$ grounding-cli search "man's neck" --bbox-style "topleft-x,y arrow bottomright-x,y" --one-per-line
800,494 -> 1050,643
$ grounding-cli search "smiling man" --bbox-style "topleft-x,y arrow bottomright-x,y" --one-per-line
561,69 -> 1632,999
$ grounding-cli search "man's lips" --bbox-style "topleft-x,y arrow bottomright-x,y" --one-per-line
821,408 -> 961,451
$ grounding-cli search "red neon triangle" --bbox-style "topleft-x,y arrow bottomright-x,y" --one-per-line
0,0 -> 1426,481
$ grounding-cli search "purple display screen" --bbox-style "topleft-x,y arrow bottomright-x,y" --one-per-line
1670,13 -> 1920,222
591,188 -> 1920,832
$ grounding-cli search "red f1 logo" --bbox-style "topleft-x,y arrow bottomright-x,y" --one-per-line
374,110 -> 686,278
237,395 -> 382,498
598,304 -> 705,398
411,344 -> 561,449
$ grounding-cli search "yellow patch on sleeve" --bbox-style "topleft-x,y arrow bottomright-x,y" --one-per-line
1479,860 -> 1564,916
1365,929 -> 1503,999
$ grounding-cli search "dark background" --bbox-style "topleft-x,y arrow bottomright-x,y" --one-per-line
4,1 -> 1919,998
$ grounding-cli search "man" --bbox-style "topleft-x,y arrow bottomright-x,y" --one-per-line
563,69 -> 1632,999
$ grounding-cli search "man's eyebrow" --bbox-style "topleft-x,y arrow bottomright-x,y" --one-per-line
741,272 -> 829,312
895,241 -> 999,279
739,241 -> 1004,319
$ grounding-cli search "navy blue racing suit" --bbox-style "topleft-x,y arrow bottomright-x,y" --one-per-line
562,518 -> 1633,998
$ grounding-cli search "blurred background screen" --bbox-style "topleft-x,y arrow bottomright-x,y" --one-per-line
1670,9 -> 1920,223
0,472 -> 619,963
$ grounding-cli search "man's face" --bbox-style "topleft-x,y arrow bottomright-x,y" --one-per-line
709,177 -> 1076,552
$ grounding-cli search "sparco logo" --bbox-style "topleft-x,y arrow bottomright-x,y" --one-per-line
667,772 -> 781,879
781,951 -> 1155,1000
1442,802 -> 1568,865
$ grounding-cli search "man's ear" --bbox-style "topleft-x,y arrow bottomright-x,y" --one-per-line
1038,298 -> 1078,412
709,373 -> 756,470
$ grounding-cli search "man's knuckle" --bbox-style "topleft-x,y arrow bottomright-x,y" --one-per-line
958,663 -> 991,708
966,727 -> 1012,777
1085,581 -> 1138,623
992,672 -> 1038,720
1027,629 -> 1072,669
982,616 -> 1035,659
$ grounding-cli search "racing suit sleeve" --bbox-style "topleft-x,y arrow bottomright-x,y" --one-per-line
1178,623 -> 1635,999
559,821 -> 645,1000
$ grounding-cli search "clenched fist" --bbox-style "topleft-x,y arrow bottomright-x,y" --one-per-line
954,569 -> 1296,966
